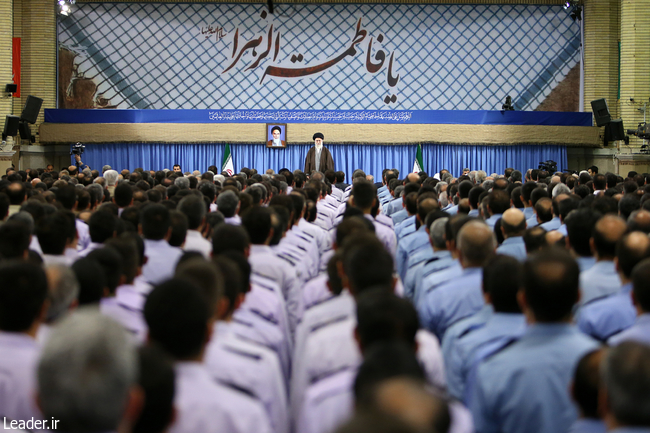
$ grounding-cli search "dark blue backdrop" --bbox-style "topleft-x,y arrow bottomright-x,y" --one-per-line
79,143 -> 567,181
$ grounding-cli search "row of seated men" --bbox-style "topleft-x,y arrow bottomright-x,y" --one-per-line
0,163 -> 650,433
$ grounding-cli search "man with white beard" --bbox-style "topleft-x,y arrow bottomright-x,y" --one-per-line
304,132 -> 334,174
267,126 -> 286,147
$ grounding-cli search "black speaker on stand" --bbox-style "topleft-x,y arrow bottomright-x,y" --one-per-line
2,115 -> 19,141
20,95 -> 43,124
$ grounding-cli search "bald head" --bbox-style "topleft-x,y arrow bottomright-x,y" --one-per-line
616,231 -> 650,279
373,378 -> 450,433
592,215 -> 628,259
535,198 -> 553,223
628,210 -> 650,234
545,230 -> 565,248
406,173 -> 420,184
501,208 -> 526,238
457,221 -> 496,267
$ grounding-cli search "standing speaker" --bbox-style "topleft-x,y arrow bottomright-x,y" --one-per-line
2,115 -> 19,138
18,121 -> 31,140
20,95 -> 43,124
605,119 -> 625,144
590,99 -> 611,127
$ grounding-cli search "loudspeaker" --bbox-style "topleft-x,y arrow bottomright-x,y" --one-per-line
591,98 -> 611,127
20,95 -> 43,124
605,119 -> 625,144
2,115 -> 19,138
18,121 -> 31,140
4,84 -> 17,94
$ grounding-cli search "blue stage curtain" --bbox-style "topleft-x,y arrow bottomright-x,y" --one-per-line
81,143 -> 567,181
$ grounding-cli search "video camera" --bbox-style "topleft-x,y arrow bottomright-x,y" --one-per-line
626,122 -> 650,141
538,160 -> 557,173
70,142 -> 85,156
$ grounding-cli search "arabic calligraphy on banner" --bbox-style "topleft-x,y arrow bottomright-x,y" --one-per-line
206,14 -> 400,105
57,3 -> 580,111
206,110 -> 413,122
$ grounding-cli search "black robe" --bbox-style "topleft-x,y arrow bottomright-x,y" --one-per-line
304,146 -> 334,174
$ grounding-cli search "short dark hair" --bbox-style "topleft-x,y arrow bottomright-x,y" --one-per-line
565,208 -> 601,256
241,207 -> 273,245
7,182 -> 26,205
0,220 -> 31,260
141,204 -> 171,240
114,183 -> 134,207
144,278 -> 210,360
483,255 -> 523,313
573,349 -> 604,419
168,210 -> 188,248
593,174 -> 607,191
86,247 -> 124,295
211,256 -> 243,316
353,181 -> 377,210
632,258 -> 650,312
55,185 -> 77,210
89,209 -> 117,243
535,198 -> 553,223
178,195 -> 206,230
36,212 -> 70,255
488,190 -> 510,215
133,345 -> 175,433
524,249 -> 579,322
104,237 -> 139,285
356,290 -> 419,352
0,261 -> 48,332
0,192 -> 9,219
603,342 -> 650,426
71,258 -> 106,305
335,216 -> 372,247
468,186 -> 485,209
343,234 -> 394,294
212,224 -> 250,256
353,342 -> 426,408
619,195 -> 641,220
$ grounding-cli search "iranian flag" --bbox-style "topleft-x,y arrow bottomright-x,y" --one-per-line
222,143 -> 234,176
413,143 -> 424,173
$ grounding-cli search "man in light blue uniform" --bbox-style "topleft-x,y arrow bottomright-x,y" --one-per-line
446,255 -> 527,400
526,188 -> 550,228
484,190 -> 510,230
418,220 -> 496,340
470,249 -> 599,433
580,215 -> 627,305
395,198 -> 439,282
403,217 -> 447,300
565,208 -> 600,272
414,214 -> 472,306
391,183 -> 420,225
520,181 -> 537,221
599,342 -> 650,433
576,232 -> 650,342
608,257 -> 650,346
566,349 -> 607,433
383,185 -> 404,216
496,208 -> 527,261
535,198 -> 559,231
467,185 -> 486,218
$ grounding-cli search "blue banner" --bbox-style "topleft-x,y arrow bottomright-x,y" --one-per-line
44,109 -> 592,126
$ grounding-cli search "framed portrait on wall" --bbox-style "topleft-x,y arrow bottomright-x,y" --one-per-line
266,123 -> 287,148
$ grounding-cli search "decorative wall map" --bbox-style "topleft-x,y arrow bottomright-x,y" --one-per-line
57,3 -> 580,111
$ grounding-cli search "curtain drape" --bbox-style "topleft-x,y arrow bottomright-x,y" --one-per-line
80,143 -> 568,180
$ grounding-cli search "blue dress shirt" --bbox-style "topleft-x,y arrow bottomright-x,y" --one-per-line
576,256 -> 596,272
415,258 -> 461,307
391,208 -> 409,225
580,260 -> 622,305
539,216 -> 562,231
470,324 -> 599,433
418,267 -> 485,339
468,209 -> 480,217
403,248 -> 435,300
411,250 -> 455,303
395,215 -> 416,240
608,313 -> 650,346
526,215 -> 539,228
446,313 -> 527,400
496,237 -> 527,261
575,283 -> 635,342
484,213 -> 503,230
523,207 -> 535,220
567,418 -> 607,433
396,225 -> 430,282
